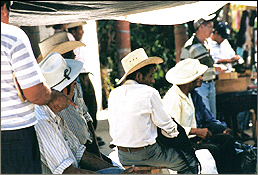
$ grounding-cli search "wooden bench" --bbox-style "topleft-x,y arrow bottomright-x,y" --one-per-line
123,165 -> 173,174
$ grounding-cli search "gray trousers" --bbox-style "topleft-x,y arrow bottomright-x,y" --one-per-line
118,142 -> 198,174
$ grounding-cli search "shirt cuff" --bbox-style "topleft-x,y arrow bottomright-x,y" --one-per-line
75,145 -> 86,164
53,158 -> 74,174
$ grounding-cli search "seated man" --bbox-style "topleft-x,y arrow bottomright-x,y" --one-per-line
37,31 -> 107,160
35,52 -> 137,174
163,58 -> 240,174
108,48 -> 198,174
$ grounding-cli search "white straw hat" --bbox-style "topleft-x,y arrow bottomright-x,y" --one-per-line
37,31 -> 85,63
39,52 -> 83,91
117,48 -> 163,85
165,58 -> 208,85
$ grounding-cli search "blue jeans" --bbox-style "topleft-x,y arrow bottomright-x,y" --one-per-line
1,126 -> 42,174
118,142 -> 198,173
96,167 -> 124,174
196,81 -> 217,118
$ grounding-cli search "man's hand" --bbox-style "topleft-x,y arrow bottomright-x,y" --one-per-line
47,89 -> 77,114
190,128 -> 212,140
223,128 -> 233,135
120,165 -> 139,174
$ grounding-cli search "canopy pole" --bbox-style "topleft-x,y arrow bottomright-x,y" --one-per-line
116,20 -> 131,80
174,24 -> 188,63
20,26 -> 41,59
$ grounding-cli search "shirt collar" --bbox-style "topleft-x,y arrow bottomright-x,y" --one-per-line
40,105 -> 58,123
124,80 -> 139,85
172,84 -> 190,100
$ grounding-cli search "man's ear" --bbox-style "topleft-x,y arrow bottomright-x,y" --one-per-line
135,72 -> 142,82
62,87 -> 68,96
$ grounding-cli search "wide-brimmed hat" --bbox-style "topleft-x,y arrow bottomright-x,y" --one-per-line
117,48 -> 163,85
194,14 -> 216,30
39,52 -> 83,91
37,31 -> 86,63
165,58 -> 208,85
67,21 -> 87,29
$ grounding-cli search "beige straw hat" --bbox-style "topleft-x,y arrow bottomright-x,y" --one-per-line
37,31 -> 85,63
67,21 -> 87,29
165,58 -> 208,85
117,48 -> 163,85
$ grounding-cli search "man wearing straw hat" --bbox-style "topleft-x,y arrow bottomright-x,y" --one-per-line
108,48 -> 198,174
37,31 -> 112,163
67,22 -> 100,144
35,52 -> 138,174
163,58 -> 239,174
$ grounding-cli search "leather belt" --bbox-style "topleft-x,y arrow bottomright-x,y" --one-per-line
117,146 -> 148,152
204,79 -> 214,83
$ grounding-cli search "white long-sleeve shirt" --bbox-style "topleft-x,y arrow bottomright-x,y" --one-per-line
108,80 -> 179,148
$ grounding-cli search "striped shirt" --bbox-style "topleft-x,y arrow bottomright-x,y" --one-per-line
35,105 -> 86,174
181,34 -> 216,81
58,82 -> 93,145
1,22 -> 45,131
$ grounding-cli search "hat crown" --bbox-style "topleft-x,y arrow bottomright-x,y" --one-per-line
121,48 -> 148,73
173,59 -> 200,78
166,58 -> 208,85
40,52 -> 71,89
39,32 -> 69,58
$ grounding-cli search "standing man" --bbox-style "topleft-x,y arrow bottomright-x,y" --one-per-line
163,58 -> 239,174
108,48 -> 198,174
208,21 -> 244,72
1,1 -> 76,174
67,22 -> 101,145
181,14 -> 217,118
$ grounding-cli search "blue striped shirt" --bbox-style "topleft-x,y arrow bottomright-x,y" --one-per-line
58,82 -> 93,145
1,22 -> 45,130
35,105 -> 86,174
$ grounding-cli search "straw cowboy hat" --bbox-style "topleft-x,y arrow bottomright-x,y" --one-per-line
165,58 -> 208,85
39,52 -> 83,91
117,48 -> 163,85
37,31 -> 86,63
67,21 -> 87,29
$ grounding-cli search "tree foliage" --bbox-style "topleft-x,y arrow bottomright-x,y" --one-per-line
97,20 -> 179,103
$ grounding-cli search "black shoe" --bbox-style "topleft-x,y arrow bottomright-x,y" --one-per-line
98,140 -> 105,147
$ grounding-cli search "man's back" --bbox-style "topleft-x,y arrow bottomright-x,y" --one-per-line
108,80 -> 162,147
1,22 -> 45,130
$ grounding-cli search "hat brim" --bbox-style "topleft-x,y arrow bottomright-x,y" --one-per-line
117,56 -> 163,85
52,59 -> 83,91
37,41 -> 86,63
166,64 -> 208,85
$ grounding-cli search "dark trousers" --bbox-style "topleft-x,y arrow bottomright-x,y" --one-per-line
79,73 -> 98,130
1,126 -> 42,174
191,133 -> 239,174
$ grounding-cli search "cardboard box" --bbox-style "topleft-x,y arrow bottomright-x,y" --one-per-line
215,77 -> 252,94
218,72 -> 238,80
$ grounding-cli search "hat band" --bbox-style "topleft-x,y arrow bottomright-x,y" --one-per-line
52,67 -> 71,89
